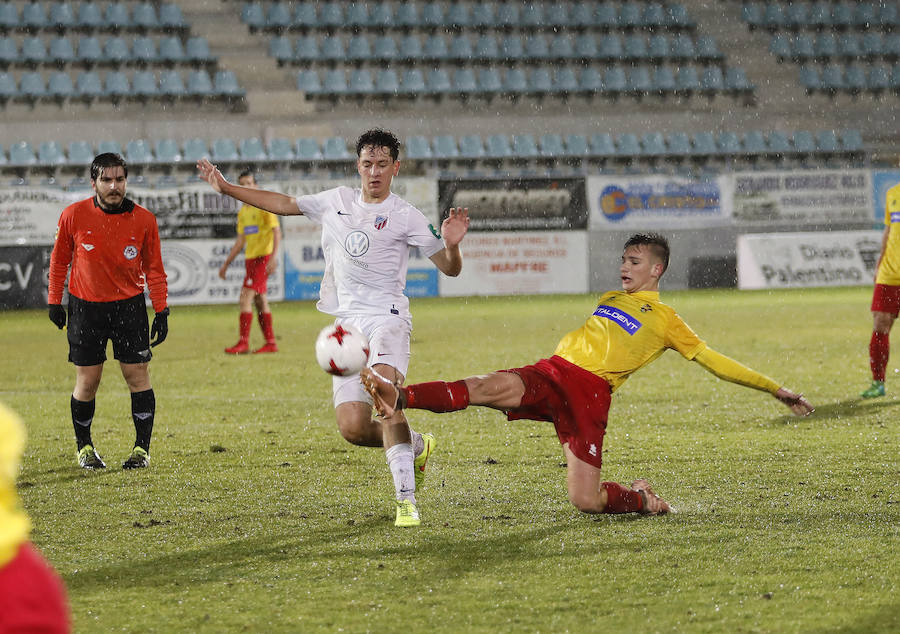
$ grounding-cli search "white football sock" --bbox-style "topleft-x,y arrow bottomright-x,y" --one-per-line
410,429 -> 424,457
385,442 -> 415,503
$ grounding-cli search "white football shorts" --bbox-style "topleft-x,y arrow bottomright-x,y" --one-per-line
331,314 -> 411,407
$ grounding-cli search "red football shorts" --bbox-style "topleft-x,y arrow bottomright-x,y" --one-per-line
501,355 -> 611,469
871,283 -> 900,316
243,255 -> 271,294
0,542 -> 70,633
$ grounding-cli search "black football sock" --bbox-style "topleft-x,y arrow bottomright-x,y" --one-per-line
131,389 -> 155,452
71,396 -> 95,450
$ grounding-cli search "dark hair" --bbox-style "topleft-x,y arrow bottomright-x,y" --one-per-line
355,129 -> 400,161
238,169 -> 256,182
624,233 -> 670,273
90,153 -> 127,181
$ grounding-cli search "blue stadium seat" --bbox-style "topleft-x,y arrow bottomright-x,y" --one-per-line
496,3 -> 520,28
374,68 -> 400,97
599,34 -> 625,62
322,137 -> 352,161
831,1 -> 854,28
798,65 -> 821,94
103,36 -> 131,66
22,2 -> 49,30
565,134 -> 590,158
476,33 -> 501,60
266,137 -> 294,161
318,2 -> 344,28
619,1 -> 643,28
696,36 -> 723,62
422,34 -> 449,62
77,36 -> 102,65
0,37 -> 16,67
528,66 -> 555,95
784,2 -> 808,30
691,132 -> 718,156
500,35 -> 525,62
653,66 -> 677,94
717,131 -> 742,154
477,67 -> 503,95
445,3 -> 471,28
18,72 -> 47,102
185,37 -> 214,65
471,3 -> 495,28
700,65 -> 725,95
346,34 -> 371,62
296,69 -> 321,95
209,138 -> 238,162
159,3 -> 187,30
628,65 -> 653,95
767,131 -> 792,154
186,69 -> 214,97
132,70 -> 159,99
374,36 -> 399,62
0,3 -> 19,30
420,2 -> 444,28
157,69 -> 185,99
770,34 -> 791,61
295,137 -> 323,161
579,66 -> 603,93
861,32 -> 884,59
844,64 -> 867,94
725,67 -> 754,95
648,34 -> 671,62
241,2 -> 264,30
39,141 -> 67,165
449,34 -> 474,62
623,34 -> 649,61
132,36 -> 158,65
132,2 -> 159,30
49,36 -> 76,65
839,33 -> 862,59
126,139 -> 154,164
792,33 -> 815,61
820,63 -> 845,95
104,70 -> 130,100
76,1 -> 102,29
74,70 -> 102,99
840,129 -> 864,152
425,68 -> 452,95
157,36 -> 185,64
589,133 -> 616,157
214,70 -> 244,98
348,68 -> 375,97
643,2 -> 667,28
555,66 -> 579,94
67,140 -> 94,165
240,137 -> 267,161
549,34 -> 575,60
520,2 -> 545,27
742,131 -> 768,156
265,3 -> 291,30
574,33 -> 598,61
814,33 -> 839,60
502,67 -> 528,95
792,130 -> 816,154
344,2 -> 370,27
394,3 -> 418,27
181,138 -> 209,162
21,36 -> 48,66
676,66 -> 701,95
666,132 -> 692,157
604,66 -> 628,95
319,36 -> 346,62
270,35 -> 295,64
457,134 -> 486,159
0,72 -> 16,102
405,135 -> 432,160
666,3 -> 695,29
9,141 -> 38,166
539,134 -> 566,158
640,132 -> 667,156
432,135 -> 459,159
452,68 -> 478,93
400,68 -> 426,95
153,138 -> 181,163
96,140 -> 122,155
761,2 -> 786,31
293,2 -> 318,29
867,64 -> 891,93
815,130 -> 841,153
512,134 -> 539,159
396,35 -> 421,62
595,2 -> 618,29
671,33 -> 695,60
293,35 -> 319,63
616,133 -> 642,157
524,34 -> 550,61
742,1 -> 763,28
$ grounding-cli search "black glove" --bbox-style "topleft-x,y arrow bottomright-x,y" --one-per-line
49,304 -> 66,329
150,307 -> 169,347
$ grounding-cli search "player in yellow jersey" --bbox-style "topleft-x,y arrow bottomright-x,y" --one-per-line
0,402 -> 70,631
219,170 -> 282,354
362,234 -> 814,516
861,181 -> 900,398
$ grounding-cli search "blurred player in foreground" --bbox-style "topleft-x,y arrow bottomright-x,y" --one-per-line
363,233 -> 814,517
0,402 -> 70,632
197,129 -> 469,527
48,153 -> 169,470
861,180 -> 900,398
218,169 -> 282,354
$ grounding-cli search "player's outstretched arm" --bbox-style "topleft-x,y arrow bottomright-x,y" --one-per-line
196,158 -> 302,216
774,388 -> 815,417
429,207 -> 469,276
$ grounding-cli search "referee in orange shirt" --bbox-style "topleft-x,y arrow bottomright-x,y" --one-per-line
47,153 -> 169,470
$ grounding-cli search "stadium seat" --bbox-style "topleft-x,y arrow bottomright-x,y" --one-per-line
511,134 -> 539,158
67,140 -> 94,165
814,33 -> 839,60
624,34 -> 649,61
449,35 -> 474,62
295,137 -> 323,161
159,69 -> 187,98
820,63 -> 845,95
318,2 -> 345,28
21,2 -> 49,30
676,66 -> 701,96
422,34 -> 449,62
374,36 -> 399,62
604,66 -> 628,96
373,69 -> 400,97
293,2 -> 318,29
792,130 -> 816,154
185,38 -> 214,65
495,3 -> 520,28
477,67 -> 503,95
49,36 -> 76,66
549,34 -> 576,60
0,37 -> 16,67
74,70 -> 103,100
524,34 -> 550,61
798,65 -> 822,94
103,36 -> 131,66
761,2 -> 786,31
239,137 -> 267,161
241,2 -> 264,30
665,132 -> 692,157
598,35 -> 624,62
452,68 -> 478,93
671,33 -> 696,60
96,140 -> 121,155
126,139 -> 154,164
296,69 -> 320,95
696,37 -> 723,63
431,135 -> 459,159
9,141 -> 38,166
844,64 -> 867,94
725,67 -> 754,96
186,69 -> 214,97
840,129 -> 864,152
321,137 -> 352,161
182,138 -> 209,162
321,69 -> 348,96
400,69 -> 426,95
348,68 -> 374,95
39,141 -> 67,165
131,70 -> 159,99
619,1 -> 643,28
839,33 -> 862,59
520,2 -> 544,27
77,36 -> 103,66
0,3 -> 18,30
579,66 -> 603,93
267,137 -> 295,161
21,36 -> 48,66
476,33 -> 500,60
158,35 -> 186,64
555,66 -> 579,94
214,70 -> 244,98
344,2 -> 369,27
154,138 -> 181,163
264,3 -> 291,31
691,132 -> 718,156
159,3 -> 187,30
717,131 -> 742,154
346,34 -> 370,62
132,36 -> 158,65
528,66 -> 555,95
0,72 -> 15,102
293,35 -> 319,63
457,134 -> 486,159
132,2 -> 159,30
640,132 -> 667,156
471,3 -> 495,29
595,2 -> 619,29
628,65 -> 653,96
211,137 -> 239,162
564,134 -> 590,158
405,135 -> 433,160
815,130 -> 841,153
425,68 -> 452,95
742,130 -> 769,155
538,134 -> 566,158
394,3 -> 418,27
767,131 -> 792,154
589,133 -> 616,157
867,65 -> 890,93
616,133 -> 642,157
573,34 -> 598,61
648,34 -> 671,62
445,3 -> 471,28
420,2 -> 444,28
700,65 -> 725,95
18,72 -> 47,102
770,34 -> 791,61
653,66 -> 677,95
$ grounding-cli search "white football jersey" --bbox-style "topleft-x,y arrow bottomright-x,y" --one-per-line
296,186 -> 445,321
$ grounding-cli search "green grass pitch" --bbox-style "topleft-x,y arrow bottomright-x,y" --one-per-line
2,287 -> 898,632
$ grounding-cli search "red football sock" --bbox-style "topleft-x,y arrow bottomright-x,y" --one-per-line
869,331 -> 890,382
601,482 -> 644,514
258,311 -> 275,343
404,380 -> 470,412
238,312 -> 252,343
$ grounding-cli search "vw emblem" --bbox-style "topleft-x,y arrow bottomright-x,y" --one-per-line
344,231 -> 370,257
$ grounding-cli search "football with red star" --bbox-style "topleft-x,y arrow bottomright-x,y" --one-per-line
314,324 -> 370,376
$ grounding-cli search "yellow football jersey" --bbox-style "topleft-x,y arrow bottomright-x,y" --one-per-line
554,290 -> 707,392
0,402 -> 31,567
876,182 -> 900,286
238,204 -> 280,259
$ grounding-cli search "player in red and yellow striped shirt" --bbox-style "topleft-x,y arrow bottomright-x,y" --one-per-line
861,181 -> 900,398
218,170 -> 282,355
362,234 -> 813,517
47,153 -> 169,470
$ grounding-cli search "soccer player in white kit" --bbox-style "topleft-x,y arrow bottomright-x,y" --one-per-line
197,129 -> 470,526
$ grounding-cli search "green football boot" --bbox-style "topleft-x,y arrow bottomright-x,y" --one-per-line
122,446 -> 150,469
860,380 -> 886,399
414,433 -> 436,491
395,499 -> 421,527
77,444 -> 106,470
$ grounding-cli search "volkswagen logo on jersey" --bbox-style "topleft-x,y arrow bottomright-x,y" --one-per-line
374,215 -> 388,231
123,245 -> 139,260
344,230 -> 370,257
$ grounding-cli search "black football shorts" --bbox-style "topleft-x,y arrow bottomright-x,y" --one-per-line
67,294 -> 152,366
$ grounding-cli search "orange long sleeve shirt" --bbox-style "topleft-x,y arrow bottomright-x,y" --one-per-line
48,197 -> 168,312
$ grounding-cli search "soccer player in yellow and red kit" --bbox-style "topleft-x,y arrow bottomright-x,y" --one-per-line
861,181 -> 900,398
48,153 -> 169,470
0,401 -> 70,633
362,233 -> 814,516
219,170 -> 282,354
